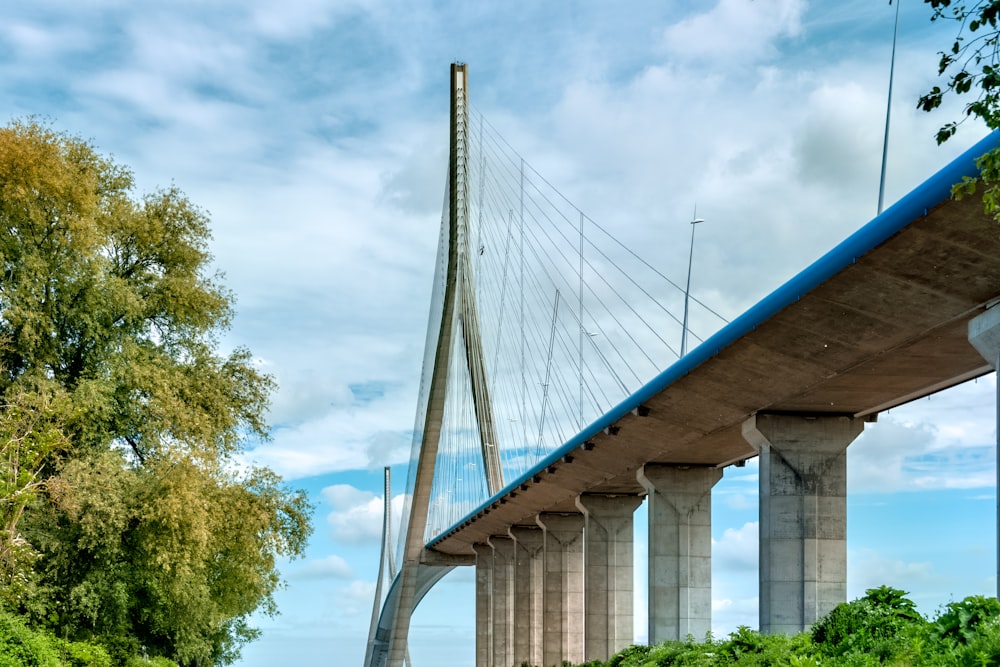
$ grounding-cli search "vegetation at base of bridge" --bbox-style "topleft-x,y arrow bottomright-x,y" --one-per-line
558,587 -> 1000,667
0,119 -> 313,667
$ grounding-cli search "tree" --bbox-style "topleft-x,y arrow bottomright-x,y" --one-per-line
0,119 -> 312,665
0,377 -> 69,597
919,1 -> 1000,214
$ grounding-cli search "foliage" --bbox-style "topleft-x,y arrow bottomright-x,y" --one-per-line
919,1 -> 1000,221
811,585 -> 923,657
568,590 -> 1000,667
0,607 -> 142,667
124,658 -> 178,667
0,378 -> 70,602
57,638 -> 112,667
0,608 -> 58,666
919,1 -> 1000,143
605,644 -> 651,667
931,594 -> 1000,645
0,119 -> 274,466
0,118 -> 313,666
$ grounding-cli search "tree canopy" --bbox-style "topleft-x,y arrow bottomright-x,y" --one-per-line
0,119 -> 312,666
919,0 -> 1000,214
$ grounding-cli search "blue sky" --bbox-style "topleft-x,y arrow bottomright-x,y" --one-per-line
2,1 -> 999,666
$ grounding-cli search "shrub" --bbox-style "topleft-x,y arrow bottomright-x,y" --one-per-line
811,585 -> 923,658
0,610 -> 59,667
124,656 -> 178,667
58,639 -> 113,667
605,644 -> 651,667
932,595 -> 1000,646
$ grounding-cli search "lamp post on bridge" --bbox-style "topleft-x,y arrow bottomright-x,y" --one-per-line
680,213 -> 704,357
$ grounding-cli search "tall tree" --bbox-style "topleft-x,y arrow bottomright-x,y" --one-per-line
919,0 -> 1000,212
0,119 -> 312,665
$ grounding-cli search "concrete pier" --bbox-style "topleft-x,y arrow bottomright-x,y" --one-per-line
473,543 -> 493,667
637,464 -> 722,643
536,512 -> 585,667
743,413 -> 865,635
968,305 -> 1000,599
576,494 -> 643,661
487,536 -> 515,667
509,526 -> 544,667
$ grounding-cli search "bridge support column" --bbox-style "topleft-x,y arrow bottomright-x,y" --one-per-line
473,543 -> 493,667
743,413 -> 865,635
968,306 -> 1000,600
576,493 -> 643,661
487,536 -> 515,667
536,512 -> 585,667
637,464 -> 722,643
509,526 -> 544,667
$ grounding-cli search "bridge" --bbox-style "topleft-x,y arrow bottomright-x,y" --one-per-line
365,64 -> 1000,667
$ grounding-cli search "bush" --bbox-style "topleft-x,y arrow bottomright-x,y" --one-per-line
811,585 -> 923,658
932,595 -> 1000,645
605,644 -> 651,667
577,589 -> 1000,667
59,639 -> 113,667
0,610 -> 59,667
124,657 -> 178,667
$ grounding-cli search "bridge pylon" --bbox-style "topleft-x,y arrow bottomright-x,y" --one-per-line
365,62 -> 501,667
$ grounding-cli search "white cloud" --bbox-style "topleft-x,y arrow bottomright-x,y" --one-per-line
848,548 -> 936,599
850,378 -> 996,493
712,596 -> 759,637
0,21 -> 89,59
662,0 -> 804,63
713,521 -> 758,574
722,492 -> 755,511
247,0 -> 377,39
290,554 -> 355,580
336,580 -> 379,618
323,484 -> 409,545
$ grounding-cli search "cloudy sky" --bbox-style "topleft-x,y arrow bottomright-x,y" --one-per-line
3,1 -> 999,665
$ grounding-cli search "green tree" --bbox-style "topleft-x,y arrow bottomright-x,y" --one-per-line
0,119 -> 312,665
919,1 -> 1000,215
0,377 -> 70,596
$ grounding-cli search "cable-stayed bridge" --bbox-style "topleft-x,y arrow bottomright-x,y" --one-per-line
365,64 -> 1000,667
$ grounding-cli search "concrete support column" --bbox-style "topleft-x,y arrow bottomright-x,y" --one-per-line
575,493 -> 643,662
536,512 -> 585,667
473,543 -> 493,667
743,413 -> 865,635
509,526 -> 544,667
969,306 -> 1000,599
487,536 -> 515,667
637,464 -> 723,643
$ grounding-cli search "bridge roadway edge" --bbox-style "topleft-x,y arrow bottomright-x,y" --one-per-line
426,129 -> 1000,557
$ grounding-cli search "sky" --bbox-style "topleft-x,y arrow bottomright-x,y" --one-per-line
2,1 -> 999,666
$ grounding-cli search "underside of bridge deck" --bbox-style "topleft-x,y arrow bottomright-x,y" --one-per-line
429,164 -> 1000,557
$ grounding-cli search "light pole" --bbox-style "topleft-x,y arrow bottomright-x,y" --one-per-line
878,0 -> 902,215
681,213 -> 704,357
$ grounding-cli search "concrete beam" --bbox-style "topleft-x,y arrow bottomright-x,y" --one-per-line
576,494 -> 643,661
536,512 -> 585,667
509,526 -> 544,667
637,464 -> 722,643
487,536 -> 515,667
743,413 -> 865,635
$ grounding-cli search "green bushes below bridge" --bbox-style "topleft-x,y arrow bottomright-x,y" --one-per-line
566,587 -> 1000,667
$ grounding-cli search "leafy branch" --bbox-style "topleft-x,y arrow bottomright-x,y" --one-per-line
919,1 -> 1000,142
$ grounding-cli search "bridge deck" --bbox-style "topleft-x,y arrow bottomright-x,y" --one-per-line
427,131 -> 1000,557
